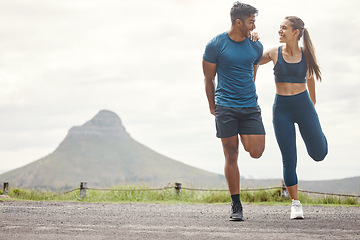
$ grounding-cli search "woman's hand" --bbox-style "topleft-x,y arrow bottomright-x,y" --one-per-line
250,31 -> 260,42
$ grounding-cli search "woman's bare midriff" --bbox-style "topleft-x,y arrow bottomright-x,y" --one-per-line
275,82 -> 307,96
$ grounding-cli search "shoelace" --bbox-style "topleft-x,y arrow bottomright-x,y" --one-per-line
232,205 -> 237,213
292,203 -> 302,211
292,200 -> 302,207
231,204 -> 241,213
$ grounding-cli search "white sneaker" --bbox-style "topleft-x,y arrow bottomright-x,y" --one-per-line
290,199 -> 304,219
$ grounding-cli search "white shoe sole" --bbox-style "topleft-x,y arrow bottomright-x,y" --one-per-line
291,214 -> 304,219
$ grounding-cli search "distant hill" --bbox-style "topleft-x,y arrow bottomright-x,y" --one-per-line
299,177 -> 360,195
0,110 -> 225,189
240,177 -> 360,195
1,110 -> 358,195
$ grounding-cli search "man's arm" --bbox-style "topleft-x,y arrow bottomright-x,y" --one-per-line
202,60 -> 217,115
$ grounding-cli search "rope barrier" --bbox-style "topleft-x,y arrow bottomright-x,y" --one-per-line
57,184 -> 359,198
85,186 -> 174,192
2,182 -> 359,198
181,186 -> 282,192
62,188 -> 80,194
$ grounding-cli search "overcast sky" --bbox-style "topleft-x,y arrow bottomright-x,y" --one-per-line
0,0 -> 359,181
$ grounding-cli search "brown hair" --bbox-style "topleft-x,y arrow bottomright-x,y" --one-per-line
285,16 -> 322,81
230,2 -> 258,26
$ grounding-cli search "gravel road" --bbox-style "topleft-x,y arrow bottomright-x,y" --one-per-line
0,200 -> 359,239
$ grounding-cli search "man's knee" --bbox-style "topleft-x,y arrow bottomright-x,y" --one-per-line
241,135 -> 265,159
243,142 -> 264,158
249,146 -> 264,159
224,146 -> 238,162
221,136 -> 239,163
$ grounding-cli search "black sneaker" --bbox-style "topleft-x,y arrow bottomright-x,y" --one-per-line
229,203 -> 244,221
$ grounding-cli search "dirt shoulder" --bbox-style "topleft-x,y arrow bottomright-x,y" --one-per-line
0,201 -> 359,239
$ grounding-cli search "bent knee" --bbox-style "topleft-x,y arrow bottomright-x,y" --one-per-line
311,150 -> 328,162
309,138 -> 328,162
312,154 -> 327,162
250,152 -> 263,159
241,135 -> 265,159
249,147 -> 264,159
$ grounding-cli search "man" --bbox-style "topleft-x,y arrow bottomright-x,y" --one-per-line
202,2 -> 265,221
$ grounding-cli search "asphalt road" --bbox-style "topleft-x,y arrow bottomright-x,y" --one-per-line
0,200 -> 359,239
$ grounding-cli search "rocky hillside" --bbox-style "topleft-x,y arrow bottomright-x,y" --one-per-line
0,110 -> 225,189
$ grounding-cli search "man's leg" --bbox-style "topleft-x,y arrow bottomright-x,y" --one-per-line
240,134 -> 265,159
221,135 -> 240,195
221,135 -> 244,221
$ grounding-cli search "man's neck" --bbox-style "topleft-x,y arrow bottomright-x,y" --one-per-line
228,27 -> 246,42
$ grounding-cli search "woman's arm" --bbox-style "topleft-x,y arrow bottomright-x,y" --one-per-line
259,47 -> 277,65
307,72 -> 316,105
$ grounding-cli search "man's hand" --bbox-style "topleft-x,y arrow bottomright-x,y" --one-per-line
210,106 -> 215,116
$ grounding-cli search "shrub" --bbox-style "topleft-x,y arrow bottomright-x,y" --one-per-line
344,197 -> 358,205
12,188 -> 21,196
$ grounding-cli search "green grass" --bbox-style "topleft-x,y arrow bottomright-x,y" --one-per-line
1,185 -> 358,206
298,192 -> 359,205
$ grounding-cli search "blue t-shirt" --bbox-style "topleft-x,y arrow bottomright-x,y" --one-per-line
203,32 -> 263,107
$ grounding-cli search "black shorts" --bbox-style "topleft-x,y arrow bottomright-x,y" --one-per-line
215,105 -> 265,138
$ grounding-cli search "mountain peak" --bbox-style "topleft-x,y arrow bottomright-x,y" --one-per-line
88,110 -> 124,127
67,110 -> 130,139
0,109 -> 225,188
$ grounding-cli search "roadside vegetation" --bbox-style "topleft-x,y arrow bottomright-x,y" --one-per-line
0,185 -> 358,206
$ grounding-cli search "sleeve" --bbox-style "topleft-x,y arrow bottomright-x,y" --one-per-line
253,41 -> 264,65
203,38 -> 218,64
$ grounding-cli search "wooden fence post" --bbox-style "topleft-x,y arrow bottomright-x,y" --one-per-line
175,182 -> 182,195
281,180 -> 288,198
80,182 -> 87,198
3,182 -> 9,195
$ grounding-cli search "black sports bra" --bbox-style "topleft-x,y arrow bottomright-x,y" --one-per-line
274,46 -> 307,83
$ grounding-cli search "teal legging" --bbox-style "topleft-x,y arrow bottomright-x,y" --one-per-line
273,90 -> 328,187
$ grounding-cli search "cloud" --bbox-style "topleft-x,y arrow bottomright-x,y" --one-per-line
0,0 -> 359,181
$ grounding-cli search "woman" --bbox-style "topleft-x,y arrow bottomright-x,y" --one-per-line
259,16 -> 328,219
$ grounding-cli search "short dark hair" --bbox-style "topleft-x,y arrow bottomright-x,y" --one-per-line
230,2 -> 258,25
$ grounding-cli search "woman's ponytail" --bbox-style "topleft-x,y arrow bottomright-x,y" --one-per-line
285,16 -> 322,81
303,28 -> 322,81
